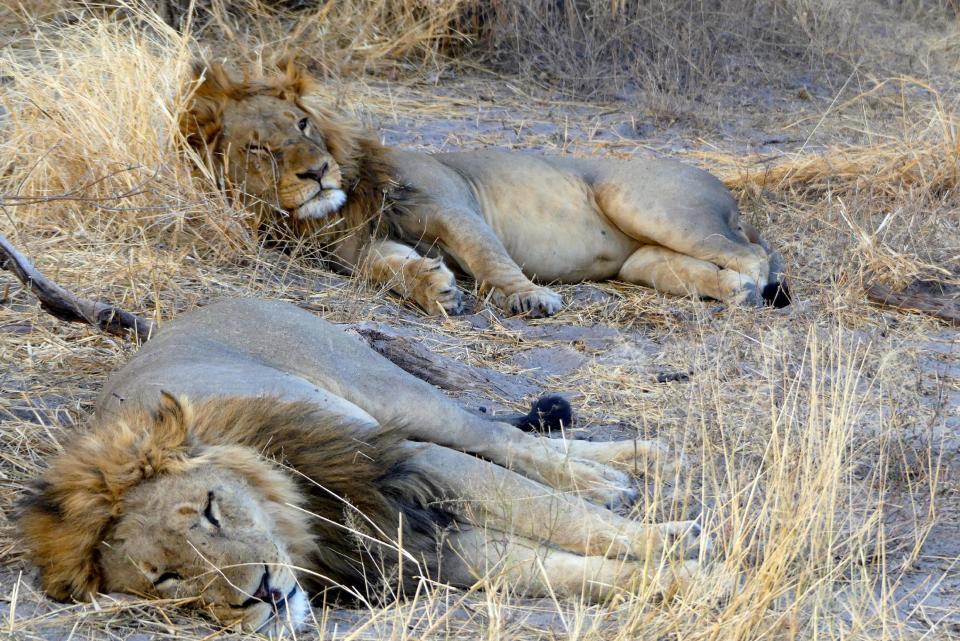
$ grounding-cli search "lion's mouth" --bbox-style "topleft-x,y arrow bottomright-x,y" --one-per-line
252,586 -> 308,633
293,188 -> 347,221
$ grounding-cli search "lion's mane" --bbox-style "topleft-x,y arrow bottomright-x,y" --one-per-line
18,394 -> 451,601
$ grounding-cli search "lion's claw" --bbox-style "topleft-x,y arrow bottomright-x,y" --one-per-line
494,287 -> 563,318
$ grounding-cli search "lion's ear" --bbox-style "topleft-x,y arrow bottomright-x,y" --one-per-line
154,391 -> 193,448
179,63 -> 233,150
193,62 -> 240,100
279,59 -> 315,99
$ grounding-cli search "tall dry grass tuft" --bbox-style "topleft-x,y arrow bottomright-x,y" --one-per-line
0,9 -> 248,255
154,0 -> 476,77
686,329 -> 918,640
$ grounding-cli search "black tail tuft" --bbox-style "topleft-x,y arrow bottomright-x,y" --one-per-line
504,394 -> 573,432
762,281 -> 792,308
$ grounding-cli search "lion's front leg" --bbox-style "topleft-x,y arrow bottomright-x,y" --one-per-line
361,239 -> 464,315
408,444 -> 706,561
443,527 -> 702,602
429,211 -> 563,317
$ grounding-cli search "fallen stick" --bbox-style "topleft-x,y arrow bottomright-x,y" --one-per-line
0,232 -> 155,339
0,232 -> 533,397
347,321 -> 538,399
865,279 -> 959,327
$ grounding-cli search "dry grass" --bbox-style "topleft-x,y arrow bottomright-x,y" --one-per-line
1,1 -> 958,640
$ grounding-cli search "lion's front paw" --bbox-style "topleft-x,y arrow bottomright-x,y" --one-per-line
493,286 -> 563,318
562,458 -> 639,511
413,259 -> 464,315
636,520 -> 705,561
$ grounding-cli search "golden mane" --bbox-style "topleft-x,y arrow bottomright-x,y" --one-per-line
179,62 -> 403,252
18,393 -> 449,602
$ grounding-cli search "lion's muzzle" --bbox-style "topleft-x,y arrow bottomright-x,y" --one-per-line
219,564 -> 308,633
286,160 -> 346,221
294,187 -> 347,221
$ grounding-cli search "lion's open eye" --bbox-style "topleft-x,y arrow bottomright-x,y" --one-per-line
297,117 -> 309,132
203,491 -> 222,529
154,571 -> 182,588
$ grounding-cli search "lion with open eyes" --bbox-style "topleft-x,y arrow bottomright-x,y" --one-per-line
180,63 -> 790,318
18,299 -> 705,634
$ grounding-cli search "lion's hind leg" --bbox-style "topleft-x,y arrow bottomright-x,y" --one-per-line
594,179 -> 771,301
443,527 -> 699,602
543,436 -> 685,479
617,245 -> 763,306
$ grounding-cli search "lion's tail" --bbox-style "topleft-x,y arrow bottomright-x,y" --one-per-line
497,394 -> 573,433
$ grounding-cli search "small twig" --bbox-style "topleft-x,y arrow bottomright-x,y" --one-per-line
0,232 -> 155,339
865,278 -> 959,326
1,165 -> 157,207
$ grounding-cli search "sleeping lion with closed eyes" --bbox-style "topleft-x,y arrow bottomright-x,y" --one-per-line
19,299 -> 705,634
179,63 -> 791,318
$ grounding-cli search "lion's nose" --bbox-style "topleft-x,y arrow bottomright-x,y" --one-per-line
296,162 -> 328,184
252,567 -> 284,604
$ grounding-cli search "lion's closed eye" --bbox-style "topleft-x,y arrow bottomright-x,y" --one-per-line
154,571 -> 182,588
203,491 -> 221,529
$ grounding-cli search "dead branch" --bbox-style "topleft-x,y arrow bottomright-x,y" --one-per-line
865,279 -> 959,326
344,321 -> 539,400
0,232 -> 155,339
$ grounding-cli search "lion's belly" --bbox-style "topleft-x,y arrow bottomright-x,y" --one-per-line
493,206 -> 637,282
459,158 -> 638,282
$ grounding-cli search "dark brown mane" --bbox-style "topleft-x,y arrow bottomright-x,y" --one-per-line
189,397 -> 452,597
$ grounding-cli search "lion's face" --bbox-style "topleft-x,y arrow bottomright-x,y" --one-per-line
18,393 -> 314,634
99,465 -> 309,633
180,63 -> 357,223
218,93 -> 346,221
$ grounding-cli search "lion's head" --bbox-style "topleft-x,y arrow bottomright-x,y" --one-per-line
18,393 -> 312,633
180,62 -> 368,223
